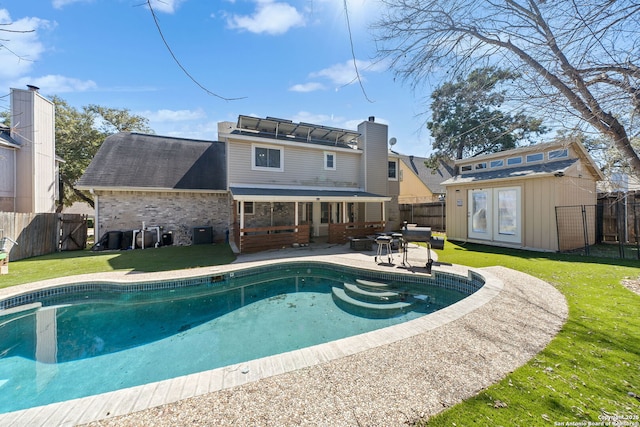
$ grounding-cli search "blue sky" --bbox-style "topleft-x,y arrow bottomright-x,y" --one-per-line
0,0 -> 436,156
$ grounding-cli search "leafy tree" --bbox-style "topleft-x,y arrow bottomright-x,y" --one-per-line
375,0 -> 640,176
53,97 -> 152,210
0,110 -> 9,127
425,67 -> 546,170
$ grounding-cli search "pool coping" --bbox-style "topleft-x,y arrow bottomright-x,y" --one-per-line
0,243 -> 567,426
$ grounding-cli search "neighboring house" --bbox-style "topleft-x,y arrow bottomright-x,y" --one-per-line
0,86 -> 59,213
78,115 -> 399,252
442,139 -> 604,252
395,154 -> 454,204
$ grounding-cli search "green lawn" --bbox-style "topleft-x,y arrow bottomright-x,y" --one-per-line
420,241 -> 640,426
1,241 -> 638,426
0,244 -> 236,289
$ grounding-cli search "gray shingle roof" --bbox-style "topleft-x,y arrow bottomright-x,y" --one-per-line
396,153 -> 454,194
0,127 -> 20,148
77,132 -> 226,191
441,158 -> 578,185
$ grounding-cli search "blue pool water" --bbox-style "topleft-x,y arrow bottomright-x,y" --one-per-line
0,262 -> 480,413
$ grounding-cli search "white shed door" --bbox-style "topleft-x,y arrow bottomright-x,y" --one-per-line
468,187 -> 521,244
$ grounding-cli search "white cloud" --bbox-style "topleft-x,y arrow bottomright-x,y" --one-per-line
52,0 -> 92,9
0,10 -> 53,80
14,75 -> 97,93
148,0 -> 186,14
309,59 -> 384,86
288,82 -> 325,93
138,108 -> 207,123
227,1 -> 305,35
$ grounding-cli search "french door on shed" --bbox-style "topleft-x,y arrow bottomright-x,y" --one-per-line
468,187 -> 521,244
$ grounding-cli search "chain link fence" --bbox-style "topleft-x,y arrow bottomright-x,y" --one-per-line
556,201 -> 640,259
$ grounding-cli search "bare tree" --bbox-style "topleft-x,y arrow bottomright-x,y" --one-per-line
374,0 -> 640,176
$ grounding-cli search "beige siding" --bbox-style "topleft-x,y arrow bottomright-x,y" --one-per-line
0,146 -> 16,211
398,161 -> 435,204
227,140 -> 361,189
446,187 -> 468,241
523,177 -> 557,251
11,88 -> 56,213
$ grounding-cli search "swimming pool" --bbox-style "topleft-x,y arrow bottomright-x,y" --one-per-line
0,261 -> 484,414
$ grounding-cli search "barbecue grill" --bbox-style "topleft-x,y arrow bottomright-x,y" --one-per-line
400,223 -> 444,273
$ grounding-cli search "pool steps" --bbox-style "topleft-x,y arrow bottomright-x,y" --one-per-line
331,277 -> 432,317
331,287 -> 413,313
343,283 -> 401,303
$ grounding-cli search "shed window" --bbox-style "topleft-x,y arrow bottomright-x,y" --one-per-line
548,149 -> 568,160
252,144 -> 283,171
490,159 -> 504,168
526,153 -> 544,163
461,165 -> 472,172
475,162 -> 487,170
507,157 -> 522,166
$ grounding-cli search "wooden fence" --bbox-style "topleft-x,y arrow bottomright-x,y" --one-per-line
399,202 -> 446,231
0,212 -> 88,261
598,192 -> 640,243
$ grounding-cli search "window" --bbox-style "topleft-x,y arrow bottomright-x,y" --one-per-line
461,165 -> 473,172
388,160 -> 398,180
238,201 -> 254,215
507,156 -> 522,166
324,152 -> 336,170
475,162 -> 487,170
548,149 -> 568,160
490,159 -> 504,168
252,144 -> 283,171
526,153 -> 544,163
321,202 -> 329,223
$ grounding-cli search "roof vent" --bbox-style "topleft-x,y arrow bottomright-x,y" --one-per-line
368,116 -> 375,122
27,84 -> 40,92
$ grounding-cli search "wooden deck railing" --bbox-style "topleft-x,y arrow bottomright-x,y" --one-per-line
239,224 -> 310,253
328,221 -> 385,244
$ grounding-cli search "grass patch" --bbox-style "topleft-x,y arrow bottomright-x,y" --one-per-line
0,244 -> 236,289
420,241 -> 640,426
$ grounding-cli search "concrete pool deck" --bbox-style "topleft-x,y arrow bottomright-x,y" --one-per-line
0,243 -> 568,427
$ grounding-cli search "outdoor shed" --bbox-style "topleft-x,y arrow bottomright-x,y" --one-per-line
77,132 -> 229,246
442,139 -> 604,252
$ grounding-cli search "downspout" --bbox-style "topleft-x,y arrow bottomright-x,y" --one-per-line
90,188 -> 99,240
13,149 -> 16,212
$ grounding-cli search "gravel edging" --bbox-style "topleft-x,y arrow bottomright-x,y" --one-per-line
83,265 -> 568,427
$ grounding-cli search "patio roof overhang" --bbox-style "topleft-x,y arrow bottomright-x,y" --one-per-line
230,187 -> 390,203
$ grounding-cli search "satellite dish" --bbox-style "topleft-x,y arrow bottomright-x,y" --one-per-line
389,137 -> 397,146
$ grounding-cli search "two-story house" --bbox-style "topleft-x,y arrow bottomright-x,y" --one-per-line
77,115 -> 400,253
0,86 -> 59,213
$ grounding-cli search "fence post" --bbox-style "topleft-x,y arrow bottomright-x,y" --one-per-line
581,205 -> 590,256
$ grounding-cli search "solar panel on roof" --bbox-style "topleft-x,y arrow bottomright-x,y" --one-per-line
236,114 -> 359,145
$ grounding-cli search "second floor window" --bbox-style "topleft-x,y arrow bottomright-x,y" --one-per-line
324,152 -> 336,170
388,160 -> 398,180
253,145 -> 283,171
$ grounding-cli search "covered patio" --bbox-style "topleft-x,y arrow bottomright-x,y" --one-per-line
231,187 -> 390,253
